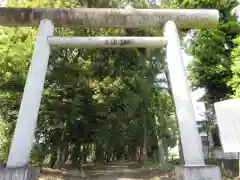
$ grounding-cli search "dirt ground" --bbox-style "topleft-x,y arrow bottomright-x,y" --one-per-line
39,175 -> 162,180
39,162 -> 173,180
40,175 -> 63,180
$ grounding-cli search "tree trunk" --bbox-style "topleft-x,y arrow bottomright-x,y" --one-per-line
82,145 -> 88,164
156,135 -> 165,166
142,116 -> 148,167
136,146 -> 141,162
50,151 -> 57,168
53,148 -> 66,169
71,144 -> 80,168
139,144 -> 143,163
95,142 -> 105,163
132,147 -> 137,162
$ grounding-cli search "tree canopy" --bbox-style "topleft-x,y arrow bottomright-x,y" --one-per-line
182,0 -> 240,103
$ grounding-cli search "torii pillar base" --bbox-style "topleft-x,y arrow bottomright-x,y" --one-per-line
0,167 -> 38,180
175,165 -> 221,180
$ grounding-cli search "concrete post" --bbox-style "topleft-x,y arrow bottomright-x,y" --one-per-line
164,21 -> 221,180
163,21 -> 205,165
6,19 -> 54,168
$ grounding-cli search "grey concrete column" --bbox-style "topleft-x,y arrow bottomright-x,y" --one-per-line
6,19 -> 54,168
0,167 -> 38,180
175,166 -> 221,180
163,21 -> 205,165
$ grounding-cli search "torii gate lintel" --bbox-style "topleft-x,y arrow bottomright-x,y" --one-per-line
0,7 -> 218,29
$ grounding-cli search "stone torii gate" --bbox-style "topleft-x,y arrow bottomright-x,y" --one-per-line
0,7 -> 221,179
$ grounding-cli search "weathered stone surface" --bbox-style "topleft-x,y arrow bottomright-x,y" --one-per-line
0,8 -> 219,29
0,167 -> 38,180
160,177 -> 170,180
175,165 -> 221,180
41,167 -> 164,179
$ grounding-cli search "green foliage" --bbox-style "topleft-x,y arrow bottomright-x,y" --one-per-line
229,35 -> 240,97
222,169 -> 237,180
181,0 -> 240,103
0,120 -> 11,162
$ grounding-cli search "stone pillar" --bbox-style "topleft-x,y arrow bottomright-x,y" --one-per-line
0,167 -> 39,180
163,21 -> 222,180
175,166 -> 221,180
163,20 -> 205,165
6,19 -> 54,168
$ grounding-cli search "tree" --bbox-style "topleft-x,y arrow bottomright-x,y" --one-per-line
229,35 -> 240,98
180,0 -> 240,103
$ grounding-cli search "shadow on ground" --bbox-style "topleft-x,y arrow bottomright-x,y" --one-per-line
40,162 -> 172,180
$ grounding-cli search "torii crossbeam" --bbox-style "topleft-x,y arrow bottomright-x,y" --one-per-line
0,7 -> 218,28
